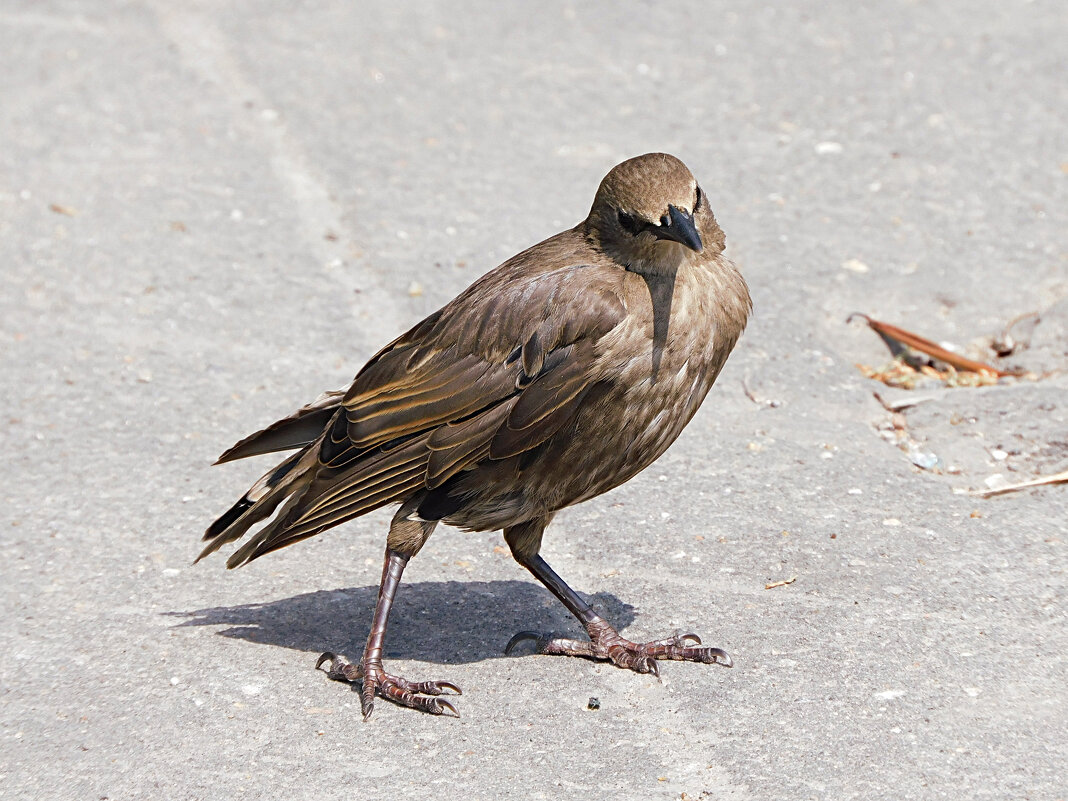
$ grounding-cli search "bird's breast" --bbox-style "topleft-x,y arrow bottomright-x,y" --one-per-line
559,271 -> 728,499
442,256 -> 748,530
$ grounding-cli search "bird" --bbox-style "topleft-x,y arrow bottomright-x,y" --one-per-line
200,152 -> 752,720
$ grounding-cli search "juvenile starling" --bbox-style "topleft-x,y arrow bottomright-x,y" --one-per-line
201,153 -> 751,719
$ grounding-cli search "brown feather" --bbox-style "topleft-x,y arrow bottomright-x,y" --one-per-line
426,401 -> 516,488
204,153 -> 750,576
214,390 -> 345,464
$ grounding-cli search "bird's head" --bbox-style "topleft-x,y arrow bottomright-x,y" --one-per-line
586,153 -> 725,272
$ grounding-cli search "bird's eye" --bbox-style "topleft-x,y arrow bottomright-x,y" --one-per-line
694,185 -> 703,210
617,209 -> 645,236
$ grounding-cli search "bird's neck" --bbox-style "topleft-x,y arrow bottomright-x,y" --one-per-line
621,242 -> 688,277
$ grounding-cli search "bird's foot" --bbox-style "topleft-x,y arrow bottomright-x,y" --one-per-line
505,616 -> 732,676
315,652 -> 461,720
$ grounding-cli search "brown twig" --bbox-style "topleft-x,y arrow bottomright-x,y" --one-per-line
765,576 -> 797,589
966,469 -> 1068,497
741,373 -> 782,408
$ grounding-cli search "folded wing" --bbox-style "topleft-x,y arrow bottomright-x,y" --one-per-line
206,264 -> 626,567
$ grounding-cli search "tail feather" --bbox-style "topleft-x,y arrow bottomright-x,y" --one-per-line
221,446 -> 430,568
224,484 -> 319,568
197,451 -> 311,563
214,390 -> 346,464
203,497 -> 254,542
226,472 -> 427,568
203,393 -> 443,569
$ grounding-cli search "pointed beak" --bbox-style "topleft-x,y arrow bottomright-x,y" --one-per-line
652,204 -> 703,252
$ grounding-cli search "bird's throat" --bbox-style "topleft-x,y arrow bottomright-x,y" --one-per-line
622,239 -> 688,277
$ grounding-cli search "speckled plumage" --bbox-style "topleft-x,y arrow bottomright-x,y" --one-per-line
203,153 -> 751,718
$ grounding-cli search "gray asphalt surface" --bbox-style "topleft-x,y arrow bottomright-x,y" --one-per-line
2,2 -> 1066,799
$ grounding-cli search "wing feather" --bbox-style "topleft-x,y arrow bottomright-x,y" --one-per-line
214,390 -> 346,464
426,400 -> 516,488
214,258 -> 629,567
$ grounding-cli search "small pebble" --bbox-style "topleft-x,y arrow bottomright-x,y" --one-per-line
907,447 -> 940,470
587,697 -> 600,710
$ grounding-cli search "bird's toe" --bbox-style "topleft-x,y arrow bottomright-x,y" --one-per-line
316,651 -> 363,682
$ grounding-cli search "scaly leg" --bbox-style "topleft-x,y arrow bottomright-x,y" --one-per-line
507,546 -> 732,675
317,547 -> 461,719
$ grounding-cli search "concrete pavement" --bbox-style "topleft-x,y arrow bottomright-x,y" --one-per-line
2,2 -> 1065,799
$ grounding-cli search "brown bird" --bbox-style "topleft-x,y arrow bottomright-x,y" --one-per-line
201,153 -> 751,719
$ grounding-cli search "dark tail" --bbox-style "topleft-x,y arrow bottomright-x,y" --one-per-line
197,449 -> 312,564
199,391 -> 346,565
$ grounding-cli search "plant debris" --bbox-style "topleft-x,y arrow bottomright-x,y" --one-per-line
742,373 -> 782,408
765,576 -> 797,589
873,410 -> 944,472
872,390 -> 941,412
848,313 -> 1027,388
858,361 -> 1001,390
992,310 -> 1042,356
963,469 -> 1068,497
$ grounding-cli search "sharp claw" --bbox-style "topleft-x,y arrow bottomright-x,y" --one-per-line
435,699 -> 459,717
362,701 -> 375,722
315,652 -> 338,671
648,658 -> 660,678
716,650 -> 734,668
681,633 -> 702,645
504,631 -> 542,655
438,681 -> 463,695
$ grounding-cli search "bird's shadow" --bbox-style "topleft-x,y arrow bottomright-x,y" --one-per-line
169,580 -> 635,664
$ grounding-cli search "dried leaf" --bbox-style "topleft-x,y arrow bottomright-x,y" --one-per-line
49,203 -> 78,216
848,313 -> 1015,377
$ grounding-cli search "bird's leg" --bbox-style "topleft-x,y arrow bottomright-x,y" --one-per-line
507,551 -> 732,675
316,546 -> 461,719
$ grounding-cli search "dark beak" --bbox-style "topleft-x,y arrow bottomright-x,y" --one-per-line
652,204 -> 703,252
